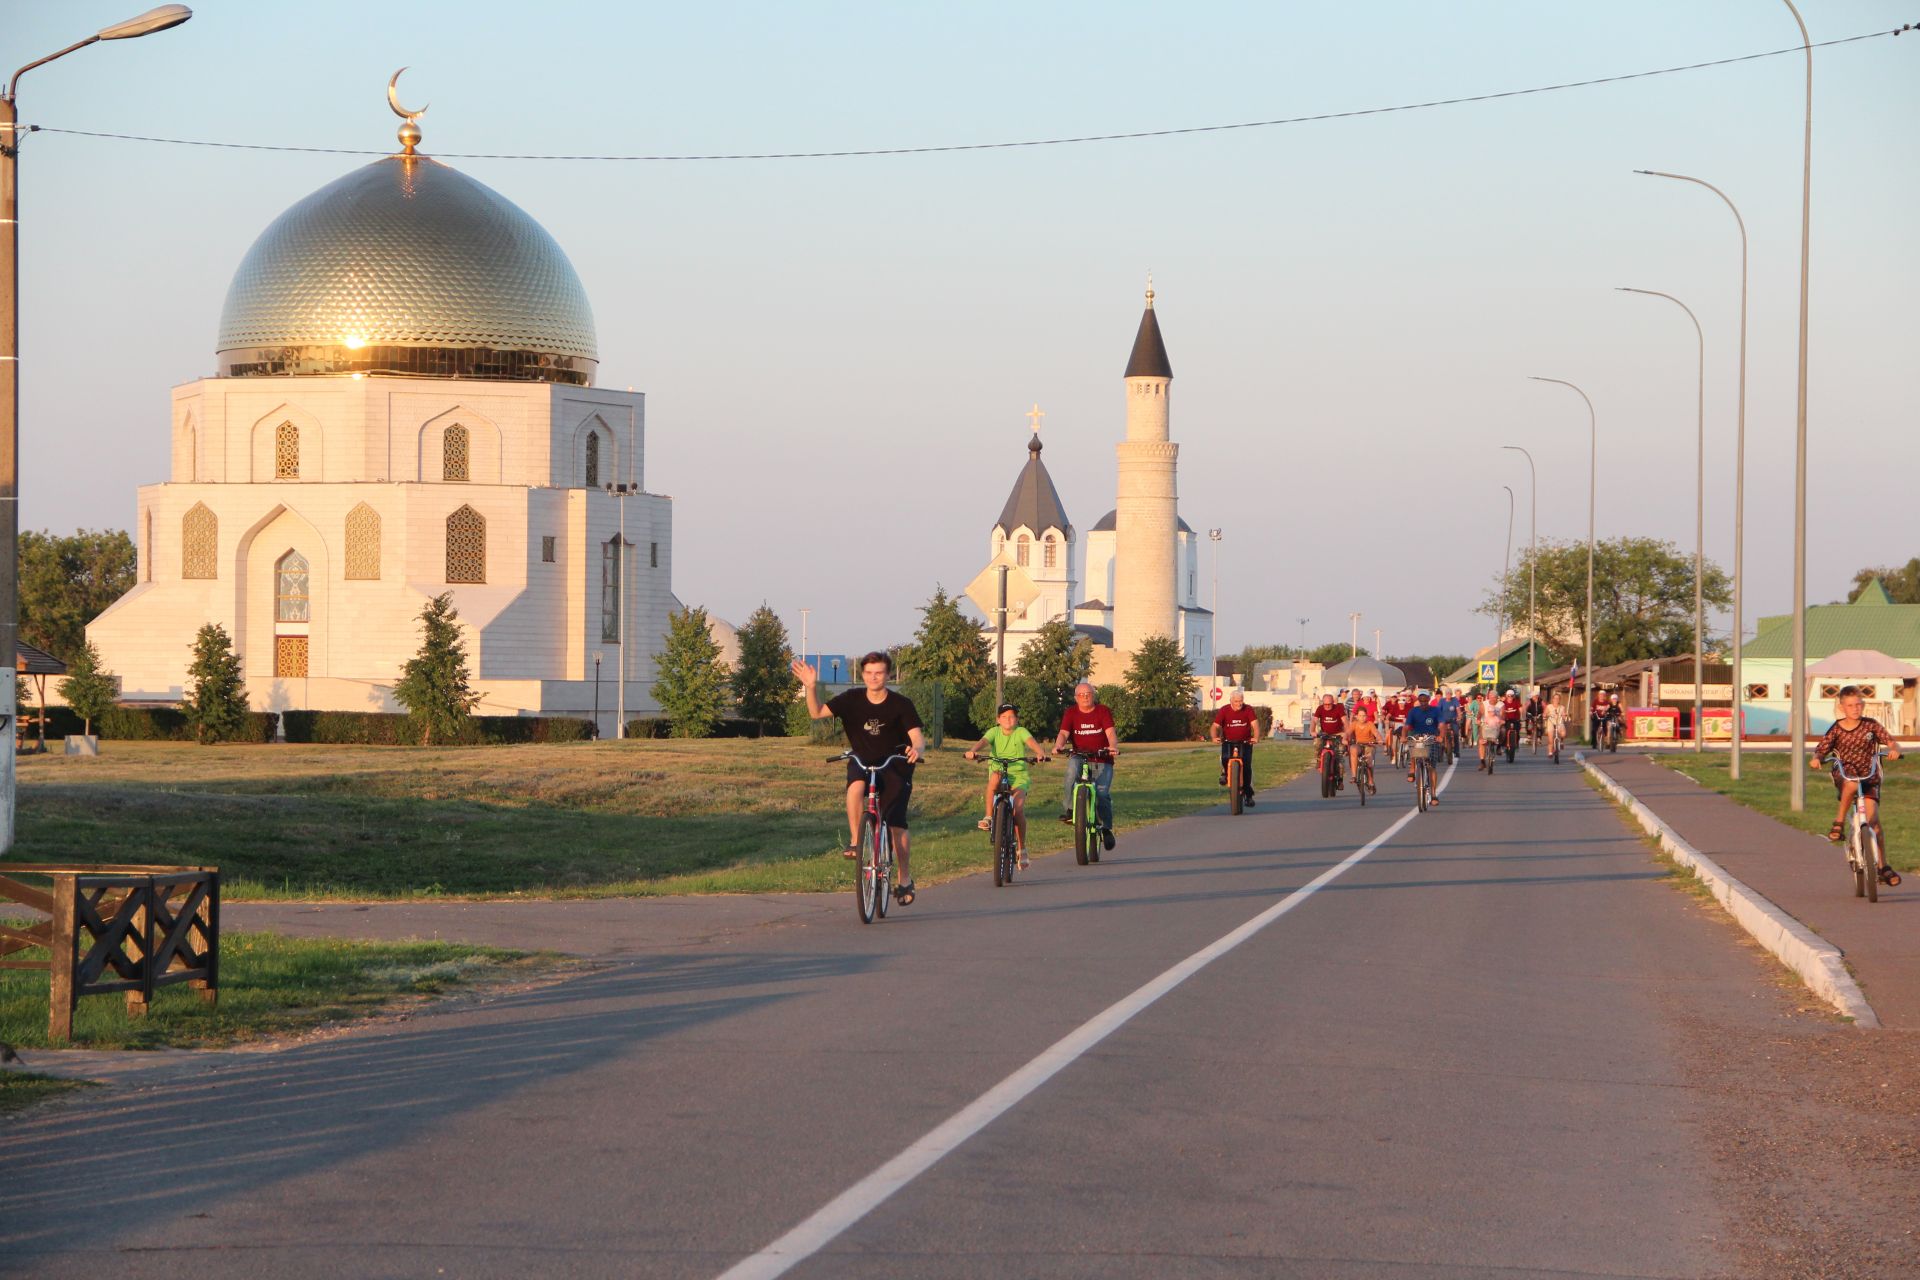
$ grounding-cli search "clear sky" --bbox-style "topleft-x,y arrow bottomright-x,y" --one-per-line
10,1 -> 1916,661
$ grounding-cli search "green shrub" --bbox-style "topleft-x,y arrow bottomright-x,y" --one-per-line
49,704 -> 275,742
784,699 -> 813,739
280,711 -> 592,745
1134,707 -> 1200,742
967,678 -> 1050,742
1096,684 -> 1141,742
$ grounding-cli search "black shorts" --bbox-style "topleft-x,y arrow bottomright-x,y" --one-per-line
1832,770 -> 1881,804
847,759 -> 914,829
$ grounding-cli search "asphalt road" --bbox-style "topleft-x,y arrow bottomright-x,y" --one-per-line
2,748 -> 1794,1278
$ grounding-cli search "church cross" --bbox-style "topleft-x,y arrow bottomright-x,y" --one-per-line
1026,403 -> 1045,433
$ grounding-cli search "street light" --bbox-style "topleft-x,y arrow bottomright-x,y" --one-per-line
0,4 -> 193,852
593,651 -> 603,738
1296,617 -> 1309,655
1208,528 -> 1222,662
1348,612 -> 1361,661
1783,0 -> 1814,811
1636,168 -> 1749,777
606,483 -> 639,737
1528,378 -> 1596,740
1499,486 -> 1515,662
1618,287 -> 1706,752
1502,445 -> 1537,692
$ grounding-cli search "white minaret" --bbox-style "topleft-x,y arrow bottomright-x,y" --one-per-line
1112,279 -> 1178,657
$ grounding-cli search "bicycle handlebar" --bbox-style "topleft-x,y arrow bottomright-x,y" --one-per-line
977,754 -> 1048,766
825,751 -> 917,770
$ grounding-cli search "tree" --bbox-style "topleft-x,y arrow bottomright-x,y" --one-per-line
1480,536 -> 1731,666
1305,641 -> 1354,665
1124,634 -> 1198,708
1095,683 -> 1142,742
182,623 -> 247,744
1849,559 -> 1920,604
57,639 -> 118,737
895,586 -> 994,736
653,606 -> 731,738
968,676 -> 1051,738
18,528 -> 137,661
732,605 -> 799,733
392,592 -> 482,745
1014,618 -> 1092,728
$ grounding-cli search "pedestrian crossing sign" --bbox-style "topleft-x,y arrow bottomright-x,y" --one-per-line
1477,660 -> 1499,683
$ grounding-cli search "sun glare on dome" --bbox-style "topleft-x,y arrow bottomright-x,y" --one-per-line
343,334 -> 367,350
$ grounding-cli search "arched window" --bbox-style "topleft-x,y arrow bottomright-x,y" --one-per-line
446,505 -> 486,583
276,550 -> 310,623
443,424 -> 470,482
182,502 -> 217,579
1016,534 -> 1030,567
1043,534 -> 1058,569
275,422 -> 299,480
585,431 -> 600,488
345,502 -> 381,580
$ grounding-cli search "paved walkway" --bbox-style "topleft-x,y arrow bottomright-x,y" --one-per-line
1590,752 -> 1920,1029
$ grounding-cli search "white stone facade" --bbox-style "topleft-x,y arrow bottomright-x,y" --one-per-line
90,375 -> 675,719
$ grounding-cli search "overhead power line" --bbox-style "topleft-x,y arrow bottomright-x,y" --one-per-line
23,23 -> 1916,162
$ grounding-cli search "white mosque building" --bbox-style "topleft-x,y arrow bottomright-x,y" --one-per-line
89,98 -> 680,720
980,286 -> 1212,684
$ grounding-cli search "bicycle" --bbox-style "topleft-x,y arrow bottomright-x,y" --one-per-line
1066,753 -> 1108,866
984,754 -> 1047,887
828,751 -> 912,923
1503,719 -> 1520,765
1353,743 -> 1374,806
1316,734 -> 1345,799
1410,733 -> 1438,812
1837,756 -> 1890,903
1597,710 -> 1622,753
1548,720 -> 1562,765
1527,716 -> 1544,756
1222,741 -> 1251,816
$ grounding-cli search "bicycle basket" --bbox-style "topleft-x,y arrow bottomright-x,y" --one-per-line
1409,738 -> 1433,762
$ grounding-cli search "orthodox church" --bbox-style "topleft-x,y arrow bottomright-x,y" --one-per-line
89,93 -> 678,720
982,286 -> 1212,684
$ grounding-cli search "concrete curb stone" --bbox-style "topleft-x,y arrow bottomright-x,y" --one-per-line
1578,752 -> 1879,1029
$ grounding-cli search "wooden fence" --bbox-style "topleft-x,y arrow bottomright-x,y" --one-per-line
0,864 -> 220,1043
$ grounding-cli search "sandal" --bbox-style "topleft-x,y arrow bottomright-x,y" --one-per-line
1879,865 -> 1902,887
977,818 -> 991,831
841,843 -> 860,859
893,879 -> 916,906
1826,822 -> 1845,844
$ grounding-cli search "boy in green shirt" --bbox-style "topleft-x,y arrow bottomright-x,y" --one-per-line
965,702 -> 1051,869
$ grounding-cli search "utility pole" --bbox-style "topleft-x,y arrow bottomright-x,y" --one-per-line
1373,628 -> 1381,659
993,565 -> 1009,708
800,608 -> 810,673
1348,612 -> 1361,660
1208,528 -> 1222,660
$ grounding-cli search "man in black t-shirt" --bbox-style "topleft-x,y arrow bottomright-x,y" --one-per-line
793,649 -> 928,904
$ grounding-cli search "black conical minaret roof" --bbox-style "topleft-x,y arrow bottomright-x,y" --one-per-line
1123,292 -> 1172,379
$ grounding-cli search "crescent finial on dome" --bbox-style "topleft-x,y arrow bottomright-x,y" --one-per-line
388,68 -> 428,155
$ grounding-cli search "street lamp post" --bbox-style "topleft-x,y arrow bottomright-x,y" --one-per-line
0,5 -> 193,851
1503,445 -> 1538,692
607,483 -> 638,738
593,651 -> 602,738
1618,287 -> 1706,752
1208,528 -> 1222,661
1783,0 -> 1814,811
1499,486 -> 1515,662
1636,169 -> 1750,777
1529,378 -> 1596,740
799,608 -> 810,674
1296,617 -> 1309,656
1348,612 -> 1361,661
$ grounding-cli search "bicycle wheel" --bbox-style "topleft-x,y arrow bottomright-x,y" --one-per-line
875,825 -> 893,917
1863,818 -> 1878,903
1415,761 -> 1428,812
1357,757 -> 1369,806
1229,756 -> 1243,816
1073,785 -> 1092,866
992,802 -> 1011,887
1505,730 -> 1516,765
855,815 -> 879,923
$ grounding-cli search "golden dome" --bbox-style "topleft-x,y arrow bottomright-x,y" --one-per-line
216,154 -> 598,385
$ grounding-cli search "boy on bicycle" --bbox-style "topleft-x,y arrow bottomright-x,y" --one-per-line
966,702 -> 1049,870
1812,686 -> 1903,886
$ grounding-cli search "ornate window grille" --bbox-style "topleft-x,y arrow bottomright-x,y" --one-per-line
446,505 -> 486,583
601,539 -> 623,642
276,550 -> 310,623
275,422 -> 299,480
345,503 -> 381,580
443,424 -> 470,482
275,636 -> 309,679
585,431 -> 600,488
182,502 -> 217,579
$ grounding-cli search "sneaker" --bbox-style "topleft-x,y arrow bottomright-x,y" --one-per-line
1244,795 -> 1256,807
1218,770 -> 1227,786
1019,851 -> 1030,870
1059,812 -> 1073,826
1101,828 -> 1116,851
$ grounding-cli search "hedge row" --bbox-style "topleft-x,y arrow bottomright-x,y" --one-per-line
623,717 -> 769,740
280,711 -> 595,745
39,704 -> 278,742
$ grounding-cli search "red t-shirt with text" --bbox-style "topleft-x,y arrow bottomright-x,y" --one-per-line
1312,704 -> 1348,737
1213,704 -> 1259,742
1059,704 -> 1117,758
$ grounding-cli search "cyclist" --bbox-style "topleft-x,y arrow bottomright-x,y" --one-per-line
966,702 -> 1049,870
1546,690 -> 1569,757
1476,688 -> 1504,771
1210,686 -> 1260,807
1055,681 -> 1120,851
1524,691 -> 1545,748
1347,705 -> 1380,794
1500,686 -> 1524,756
1812,685 -> 1904,884
793,651 -> 928,905
1312,692 -> 1349,791
1383,688 -> 1410,761
1402,691 -> 1443,804
1438,686 -> 1462,757
1590,686 -> 1614,746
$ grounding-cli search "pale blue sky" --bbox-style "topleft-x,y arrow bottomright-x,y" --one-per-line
10,1 -> 1916,659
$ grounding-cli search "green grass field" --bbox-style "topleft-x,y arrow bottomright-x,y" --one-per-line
11,738 -> 1310,900
0,931 -> 548,1050
1660,752 -> 1915,875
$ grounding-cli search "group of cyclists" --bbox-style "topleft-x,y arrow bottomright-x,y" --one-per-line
794,652 -> 1903,907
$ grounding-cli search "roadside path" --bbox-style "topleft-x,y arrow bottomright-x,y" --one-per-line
1590,752 -> 1920,1028
3,751 -> 1814,1277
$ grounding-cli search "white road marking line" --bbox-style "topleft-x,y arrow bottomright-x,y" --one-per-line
715,758 -> 1458,1280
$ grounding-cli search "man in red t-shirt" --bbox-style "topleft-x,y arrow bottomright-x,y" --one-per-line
1055,681 -> 1120,849
1311,694 -> 1348,791
1383,690 -> 1409,756
1210,688 -> 1260,805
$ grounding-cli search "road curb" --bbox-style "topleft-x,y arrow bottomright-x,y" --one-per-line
1578,753 -> 1880,1029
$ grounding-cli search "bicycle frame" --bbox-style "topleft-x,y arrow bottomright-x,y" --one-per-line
984,754 -> 1040,886
1068,753 -> 1106,865
1837,756 -> 1886,902
830,751 -> 912,923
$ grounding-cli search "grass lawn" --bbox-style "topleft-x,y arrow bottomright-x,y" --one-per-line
10,737 -> 1309,900
1660,752 -> 1915,875
0,931 -> 549,1051
0,1073 -> 91,1114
